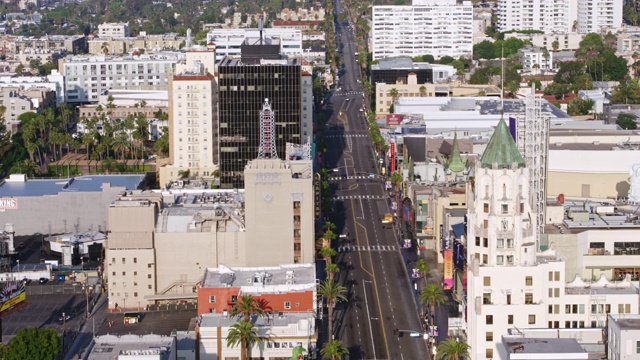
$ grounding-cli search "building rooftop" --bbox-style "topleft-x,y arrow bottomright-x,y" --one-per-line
87,334 -> 175,360
0,174 -> 145,197
201,264 -> 316,295
44,231 -> 106,245
371,57 -> 432,70
609,314 -> 640,330
63,53 -> 183,63
199,311 -> 312,329
502,337 -> 587,356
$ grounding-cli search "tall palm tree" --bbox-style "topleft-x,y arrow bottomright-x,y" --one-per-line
318,279 -> 347,340
420,284 -> 447,323
229,294 -> 267,323
319,246 -> 337,265
320,339 -> 349,360
226,320 -> 263,360
325,263 -> 339,280
415,259 -> 430,282
111,132 -> 130,160
436,337 -> 470,360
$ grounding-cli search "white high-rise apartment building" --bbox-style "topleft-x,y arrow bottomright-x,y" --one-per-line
466,119 -> 640,359
371,0 -> 473,60
497,0 -> 622,34
60,53 -> 182,103
206,28 -> 303,60
578,0 -> 623,34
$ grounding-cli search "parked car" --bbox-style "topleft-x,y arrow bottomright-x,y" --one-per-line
38,277 -> 48,284
17,243 -> 25,250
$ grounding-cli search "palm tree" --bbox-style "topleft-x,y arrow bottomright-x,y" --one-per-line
420,284 -> 447,323
226,320 -> 263,360
320,339 -> 349,360
101,42 -> 109,55
229,294 -> 267,323
177,169 -> 190,180
388,88 -> 399,113
325,263 -> 339,280
415,259 -> 430,281
419,85 -> 427,97
436,337 -> 470,360
319,246 -> 337,265
111,132 -> 130,160
318,279 -> 347,340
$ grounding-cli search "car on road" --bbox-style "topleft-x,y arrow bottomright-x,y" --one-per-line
368,173 -> 376,179
38,277 -> 48,284
381,213 -> 393,224
17,243 -> 25,250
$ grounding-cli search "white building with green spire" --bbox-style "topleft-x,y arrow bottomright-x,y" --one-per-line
465,118 -> 640,359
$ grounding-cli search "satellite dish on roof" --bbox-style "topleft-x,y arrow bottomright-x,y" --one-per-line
220,273 -> 235,286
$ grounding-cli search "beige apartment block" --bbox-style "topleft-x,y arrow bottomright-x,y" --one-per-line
376,80 -> 500,116
88,33 -> 184,55
106,146 -> 315,310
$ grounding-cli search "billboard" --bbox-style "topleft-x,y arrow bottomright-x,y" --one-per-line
443,250 -> 453,290
390,143 -> 396,172
386,113 -> 424,126
0,198 -> 18,210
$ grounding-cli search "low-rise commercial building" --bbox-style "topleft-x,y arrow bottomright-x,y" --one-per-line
98,23 -> 130,38
197,264 -> 317,316
198,312 -> 316,360
608,314 -> 640,360
0,174 -> 146,236
86,334 -> 176,360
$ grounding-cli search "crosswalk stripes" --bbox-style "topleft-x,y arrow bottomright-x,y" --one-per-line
337,245 -> 397,252
325,134 -> 368,138
332,195 -> 385,200
329,175 -> 369,181
333,91 -> 361,97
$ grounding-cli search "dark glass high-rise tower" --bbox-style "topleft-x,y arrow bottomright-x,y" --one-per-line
217,37 -> 302,189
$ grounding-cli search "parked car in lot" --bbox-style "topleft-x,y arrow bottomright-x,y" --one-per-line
38,277 -> 48,284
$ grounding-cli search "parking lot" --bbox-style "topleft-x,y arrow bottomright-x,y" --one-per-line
96,308 -> 197,336
1,293 -> 88,343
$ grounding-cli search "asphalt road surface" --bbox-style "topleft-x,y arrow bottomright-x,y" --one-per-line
321,3 -> 430,359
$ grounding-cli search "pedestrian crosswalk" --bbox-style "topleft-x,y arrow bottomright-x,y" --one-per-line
333,195 -> 385,200
333,91 -> 362,97
329,176 -> 371,181
337,245 -> 396,252
325,134 -> 368,138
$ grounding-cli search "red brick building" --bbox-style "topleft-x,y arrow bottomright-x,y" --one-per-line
197,264 -> 317,316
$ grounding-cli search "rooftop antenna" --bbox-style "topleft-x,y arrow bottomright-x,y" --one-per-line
257,98 -> 278,159
501,45 -> 505,119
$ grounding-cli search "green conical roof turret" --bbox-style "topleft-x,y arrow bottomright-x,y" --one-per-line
480,118 -> 525,169
448,132 -> 465,173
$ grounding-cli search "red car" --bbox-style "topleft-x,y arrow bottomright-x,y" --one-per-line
17,243 -> 25,250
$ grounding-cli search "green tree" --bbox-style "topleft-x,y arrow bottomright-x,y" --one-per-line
15,64 -> 24,73
111,132 -> 130,160
325,263 -> 339,280
473,40 -> 495,60
435,337 -> 471,360
229,294 -> 269,323
544,83 -> 569,100
439,55 -> 455,64
226,321 -> 263,360
552,40 -> 559,52
419,284 -> 447,323
318,279 -> 347,340
6,327 -> 60,360
0,106 -> 11,165
320,340 -> 349,360
154,128 -> 169,156
421,54 -> 435,63
319,246 -> 337,265
617,113 -> 638,130
567,98 -> 594,116
415,258 -> 430,280
554,61 -> 586,84
177,169 -> 190,179
612,80 -> 640,104
576,33 -> 605,60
